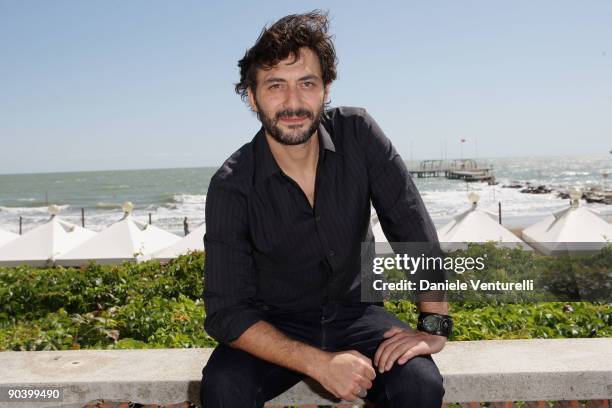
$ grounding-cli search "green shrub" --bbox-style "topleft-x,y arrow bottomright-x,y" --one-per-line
0,247 -> 610,351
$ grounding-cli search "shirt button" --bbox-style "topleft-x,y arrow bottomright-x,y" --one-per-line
328,249 -> 335,257
315,215 -> 321,222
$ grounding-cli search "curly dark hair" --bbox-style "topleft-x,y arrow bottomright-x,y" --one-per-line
235,10 -> 338,102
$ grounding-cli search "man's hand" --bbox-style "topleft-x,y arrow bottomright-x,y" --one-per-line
312,350 -> 376,402
374,326 -> 447,373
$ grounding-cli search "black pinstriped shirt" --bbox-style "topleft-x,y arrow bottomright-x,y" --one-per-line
203,106 -> 439,345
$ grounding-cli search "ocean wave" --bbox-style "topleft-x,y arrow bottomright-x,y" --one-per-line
559,171 -> 590,176
97,184 -> 131,191
0,204 -> 70,213
173,193 -> 206,204
95,202 -> 123,209
171,194 -> 206,204
5,199 -> 59,208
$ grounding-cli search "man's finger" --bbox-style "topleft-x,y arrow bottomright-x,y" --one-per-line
383,325 -> 404,338
361,360 -> 377,380
374,332 -> 406,367
397,348 -> 419,365
384,341 -> 417,371
375,332 -> 412,369
356,374 -> 373,391
377,335 -> 414,373
349,350 -> 376,380
343,388 -> 359,402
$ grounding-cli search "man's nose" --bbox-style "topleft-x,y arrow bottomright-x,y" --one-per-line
283,84 -> 303,110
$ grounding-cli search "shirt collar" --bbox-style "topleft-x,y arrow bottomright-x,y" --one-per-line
317,121 -> 337,154
253,122 -> 339,185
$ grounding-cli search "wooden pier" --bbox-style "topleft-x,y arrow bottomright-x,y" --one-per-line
409,159 -> 494,182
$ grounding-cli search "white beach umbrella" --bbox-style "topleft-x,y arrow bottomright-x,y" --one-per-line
437,192 -> 532,252
0,228 -> 19,249
153,222 -> 205,261
56,202 -> 181,266
0,205 -> 97,267
522,189 -> 612,255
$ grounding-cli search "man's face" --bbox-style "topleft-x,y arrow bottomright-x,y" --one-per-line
248,47 -> 329,146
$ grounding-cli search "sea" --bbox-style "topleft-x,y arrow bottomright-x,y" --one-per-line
1,155 -> 611,236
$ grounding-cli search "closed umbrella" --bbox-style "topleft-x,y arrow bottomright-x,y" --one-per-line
437,192 -> 531,252
153,222 -> 205,261
56,202 -> 180,266
0,205 -> 96,267
522,189 -> 612,255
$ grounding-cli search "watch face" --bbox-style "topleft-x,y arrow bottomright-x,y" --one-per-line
422,315 -> 439,332
441,319 -> 451,332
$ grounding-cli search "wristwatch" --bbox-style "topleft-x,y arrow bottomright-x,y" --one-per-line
417,312 -> 453,338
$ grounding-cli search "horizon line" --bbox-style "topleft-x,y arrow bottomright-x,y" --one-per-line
1,152 -> 611,177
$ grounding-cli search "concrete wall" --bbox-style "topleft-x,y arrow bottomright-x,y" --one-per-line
0,338 -> 610,407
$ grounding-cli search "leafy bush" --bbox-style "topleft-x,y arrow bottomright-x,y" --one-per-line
0,247 -> 610,351
384,300 -> 611,340
0,252 -> 208,350
0,251 -> 204,322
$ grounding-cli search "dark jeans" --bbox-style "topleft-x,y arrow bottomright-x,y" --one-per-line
200,302 -> 444,407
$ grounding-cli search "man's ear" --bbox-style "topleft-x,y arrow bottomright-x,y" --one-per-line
247,87 -> 258,113
324,84 -> 331,104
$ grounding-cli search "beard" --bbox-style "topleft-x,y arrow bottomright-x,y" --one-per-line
255,99 -> 325,146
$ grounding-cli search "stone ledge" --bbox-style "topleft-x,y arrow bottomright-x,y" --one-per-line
0,338 -> 610,407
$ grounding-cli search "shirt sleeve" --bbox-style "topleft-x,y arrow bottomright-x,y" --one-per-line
357,110 -> 439,244
357,110 -> 447,295
203,179 -> 265,345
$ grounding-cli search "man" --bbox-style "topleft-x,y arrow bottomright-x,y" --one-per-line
201,10 -> 451,408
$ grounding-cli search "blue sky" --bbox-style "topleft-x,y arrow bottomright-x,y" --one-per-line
1,1 -> 611,174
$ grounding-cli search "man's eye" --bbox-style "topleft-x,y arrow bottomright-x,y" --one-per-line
303,82 -> 314,88
268,84 -> 281,90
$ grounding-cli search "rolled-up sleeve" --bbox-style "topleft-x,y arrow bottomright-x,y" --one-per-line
203,179 -> 264,345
